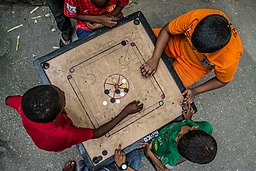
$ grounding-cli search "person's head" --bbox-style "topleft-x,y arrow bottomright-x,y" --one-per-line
191,14 -> 231,53
21,85 -> 66,123
90,0 -> 110,8
177,129 -> 217,164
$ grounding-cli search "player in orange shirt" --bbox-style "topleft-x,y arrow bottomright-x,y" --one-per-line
140,9 -> 243,104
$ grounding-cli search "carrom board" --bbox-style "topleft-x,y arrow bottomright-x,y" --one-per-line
34,12 -> 197,169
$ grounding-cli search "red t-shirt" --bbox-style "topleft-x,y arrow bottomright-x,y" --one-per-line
64,0 -> 129,30
6,96 -> 94,152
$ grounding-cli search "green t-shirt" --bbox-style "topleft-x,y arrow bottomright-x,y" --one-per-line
152,120 -> 213,168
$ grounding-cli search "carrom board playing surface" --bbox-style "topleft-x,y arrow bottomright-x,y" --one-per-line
34,12 -> 193,168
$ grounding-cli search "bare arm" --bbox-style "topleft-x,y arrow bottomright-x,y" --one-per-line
183,77 -> 228,104
147,151 -> 170,171
140,24 -> 172,77
152,24 -> 172,61
92,101 -> 143,138
75,14 -> 118,27
142,142 -> 170,171
75,14 -> 103,23
111,5 -> 124,16
86,5 -> 124,30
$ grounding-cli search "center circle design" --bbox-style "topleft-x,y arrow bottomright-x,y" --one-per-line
104,74 -> 129,103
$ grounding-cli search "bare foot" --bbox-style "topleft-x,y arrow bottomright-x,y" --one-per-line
62,160 -> 76,171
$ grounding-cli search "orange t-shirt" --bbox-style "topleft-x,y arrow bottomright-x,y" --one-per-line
154,9 -> 243,87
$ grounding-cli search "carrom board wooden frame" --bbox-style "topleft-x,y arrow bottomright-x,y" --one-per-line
34,11 -> 197,169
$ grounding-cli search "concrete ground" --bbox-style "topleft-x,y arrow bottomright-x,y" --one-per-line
0,0 -> 255,170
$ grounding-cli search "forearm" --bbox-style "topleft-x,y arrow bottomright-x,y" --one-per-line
93,110 -> 127,138
75,14 -> 102,23
147,150 -> 170,171
192,77 -> 228,96
111,5 -> 124,16
152,24 -> 172,60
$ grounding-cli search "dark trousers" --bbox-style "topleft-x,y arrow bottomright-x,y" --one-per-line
46,0 -> 72,36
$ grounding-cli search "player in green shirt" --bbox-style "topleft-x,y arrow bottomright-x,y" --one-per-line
141,104 -> 217,170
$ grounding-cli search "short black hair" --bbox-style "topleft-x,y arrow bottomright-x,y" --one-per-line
177,130 -> 217,164
192,14 -> 231,53
21,85 -> 63,123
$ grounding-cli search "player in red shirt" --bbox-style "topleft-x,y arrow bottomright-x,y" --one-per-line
64,0 -> 129,38
5,85 -> 143,152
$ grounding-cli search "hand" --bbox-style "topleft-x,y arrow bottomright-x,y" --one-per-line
87,22 -> 104,30
140,57 -> 160,78
140,140 -> 153,153
122,100 -> 143,116
182,103 -> 195,120
98,15 -> 118,27
182,88 -> 197,104
114,144 -> 126,167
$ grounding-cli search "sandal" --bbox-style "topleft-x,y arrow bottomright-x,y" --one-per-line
62,160 -> 76,171
77,160 -> 86,171
59,33 -> 72,48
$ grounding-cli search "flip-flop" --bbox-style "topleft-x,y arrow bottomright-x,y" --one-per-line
77,160 -> 86,171
59,33 -> 71,47
62,160 -> 76,171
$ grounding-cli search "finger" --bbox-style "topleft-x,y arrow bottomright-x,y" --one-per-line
135,100 -> 140,105
109,15 -> 118,20
182,89 -> 188,95
151,69 -> 157,75
116,149 -> 120,155
112,17 -> 118,21
131,100 -> 136,104
118,149 -> 122,155
145,71 -> 152,78
142,66 -> 149,73
180,99 -> 184,105
140,142 -> 148,147
182,98 -> 188,104
139,143 -> 147,148
110,21 -> 118,25
142,70 -> 149,76
190,105 -> 195,113
146,68 -> 153,75
115,148 -> 120,155
187,97 -> 192,103
145,71 -> 153,77
137,103 -> 144,108
182,110 -> 185,116
140,67 -> 147,73
140,63 -> 146,69
118,144 -> 122,150
140,68 -> 146,74
87,24 -> 92,29
141,71 -> 147,77
137,104 -> 144,112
